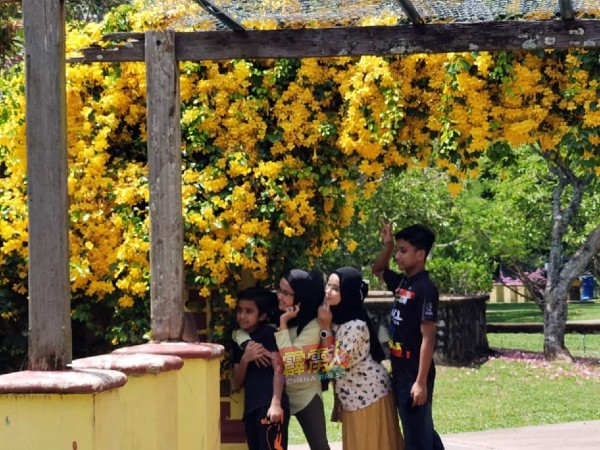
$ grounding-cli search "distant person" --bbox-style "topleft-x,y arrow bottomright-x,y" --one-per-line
372,222 -> 445,450
318,266 -> 404,450
232,287 -> 289,450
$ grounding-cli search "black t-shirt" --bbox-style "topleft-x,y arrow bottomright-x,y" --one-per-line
231,322 -> 289,418
383,269 -> 439,382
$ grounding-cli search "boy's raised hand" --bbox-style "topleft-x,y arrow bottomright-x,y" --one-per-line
380,218 -> 394,246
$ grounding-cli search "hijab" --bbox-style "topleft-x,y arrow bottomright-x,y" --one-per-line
284,269 -> 324,335
330,266 -> 385,362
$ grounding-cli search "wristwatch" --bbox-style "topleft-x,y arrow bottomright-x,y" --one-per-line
320,329 -> 332,339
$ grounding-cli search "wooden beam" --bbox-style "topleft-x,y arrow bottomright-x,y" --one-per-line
193,0 -> 245,31
22,0 -> 72,370
395,0 -> 424,25
558,0 -> 575,20
146,30 -> 185,341
71,19 -> 600,63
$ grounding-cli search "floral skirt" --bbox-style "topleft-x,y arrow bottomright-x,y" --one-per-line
341,392 -> 404,450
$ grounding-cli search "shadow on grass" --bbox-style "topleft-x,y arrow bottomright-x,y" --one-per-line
437,346 -> 600,370
486,303 -> 543,323
486,301 -> 600,323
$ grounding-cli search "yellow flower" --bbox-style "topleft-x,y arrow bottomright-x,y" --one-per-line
448,182 -> 463,197
225,295 -> 237,310
346,240 -> 358,253
118,295 -> 135,308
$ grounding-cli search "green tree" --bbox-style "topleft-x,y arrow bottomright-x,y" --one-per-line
476,144 -> 600,361
477,150 -> 554,302
319,167 -> 494,295
435,49 -> 600,361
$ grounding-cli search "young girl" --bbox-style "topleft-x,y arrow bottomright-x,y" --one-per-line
318,266 -> 403,450
275,269 -> 330,450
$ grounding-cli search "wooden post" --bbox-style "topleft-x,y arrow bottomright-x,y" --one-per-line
22,0 -> 72,369
146,30 -> 185,340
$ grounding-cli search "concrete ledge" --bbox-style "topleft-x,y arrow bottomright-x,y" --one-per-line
487,321 -> 600,334
113,341 -> 225,359
71,352 -> 183,374
365,291 -> 490,304
0,369 -> 127,394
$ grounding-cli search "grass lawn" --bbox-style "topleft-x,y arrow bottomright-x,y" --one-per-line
288,300 -> 600,444
289,357 -> 600,443
487,300 -> 600,359
434,356 -> 600,434
486,300 -> 600,323
487,333 -> 600,359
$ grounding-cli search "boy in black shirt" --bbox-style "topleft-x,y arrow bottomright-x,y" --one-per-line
232,287 -> 289,450
372,223 -> 445,450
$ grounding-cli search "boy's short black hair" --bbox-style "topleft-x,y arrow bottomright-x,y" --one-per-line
237,287 -> 278,316
394,224 -> 436,256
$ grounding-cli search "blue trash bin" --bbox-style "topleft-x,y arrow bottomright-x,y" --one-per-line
580,275 -> 595,301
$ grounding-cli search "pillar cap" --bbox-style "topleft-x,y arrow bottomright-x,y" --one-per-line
71,353 -> 183,374
113,341 -> 225,360
0,369 -> 127,394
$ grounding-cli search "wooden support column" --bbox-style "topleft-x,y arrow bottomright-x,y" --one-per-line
22,0 -> 72,369
146,30 -> 185,341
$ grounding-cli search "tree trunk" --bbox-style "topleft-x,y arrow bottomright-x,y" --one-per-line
538,149 -> 600,362
543,283 -> 572,362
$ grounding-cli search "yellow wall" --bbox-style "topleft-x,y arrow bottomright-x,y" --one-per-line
119,372 -> 178,450
228,389 -> 244,421
0,390 -> 120,450
177,357 -> 222,450
1,345 -> 223,450
489,283 -> 527,303
489,281 -> 583,303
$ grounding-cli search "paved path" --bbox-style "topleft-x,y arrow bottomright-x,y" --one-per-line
289,420 -> 600,450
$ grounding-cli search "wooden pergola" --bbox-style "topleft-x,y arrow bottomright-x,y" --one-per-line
23,0 -> 600,370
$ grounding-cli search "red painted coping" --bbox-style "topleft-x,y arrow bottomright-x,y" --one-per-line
112,341 -> 225,360
0,369 -> 127,394
71,353 -> 184,375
